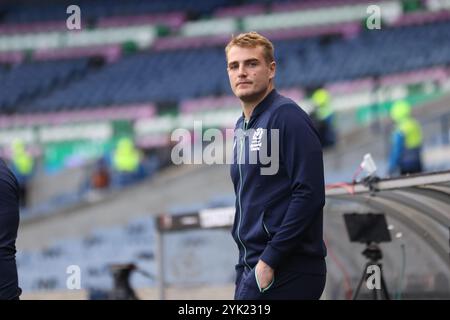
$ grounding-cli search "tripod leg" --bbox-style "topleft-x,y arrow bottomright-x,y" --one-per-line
353,263 -> 369,300
372,284 -> 378,300
379,265 -> 391,300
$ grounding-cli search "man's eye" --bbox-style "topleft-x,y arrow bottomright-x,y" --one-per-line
229,65 -> 238,70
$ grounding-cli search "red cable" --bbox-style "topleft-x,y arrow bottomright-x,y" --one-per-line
324,236 -> 353,299
326,182 -> 355,195
325,164 -> 363,195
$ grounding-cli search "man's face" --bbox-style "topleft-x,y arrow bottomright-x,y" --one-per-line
226,45 -> 275,103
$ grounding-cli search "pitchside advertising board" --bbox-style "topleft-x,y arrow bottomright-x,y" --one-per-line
157,207 -> 236,232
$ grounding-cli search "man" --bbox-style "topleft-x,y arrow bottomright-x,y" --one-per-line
226,32 -> 327,300
310,88 -> 336,149
112,137 -> 144,187
0,158 -> 22,300
388,100 -> 423,176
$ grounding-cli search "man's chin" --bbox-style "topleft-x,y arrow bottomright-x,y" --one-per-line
236,90 -> 259,102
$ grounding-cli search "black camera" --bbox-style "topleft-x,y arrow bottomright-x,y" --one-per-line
343,213 -> 391,244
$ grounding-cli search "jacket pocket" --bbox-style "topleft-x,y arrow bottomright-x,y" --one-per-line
261,211 -> 272,240
254,268 -> 275,293
251,211 -> 270,244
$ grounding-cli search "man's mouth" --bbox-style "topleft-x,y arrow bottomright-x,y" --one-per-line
237,81 -> 252,87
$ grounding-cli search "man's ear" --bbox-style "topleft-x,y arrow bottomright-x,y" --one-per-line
269,61 -> 276,80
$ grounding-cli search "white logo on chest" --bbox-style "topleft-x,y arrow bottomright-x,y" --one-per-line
251,128 -> 264,151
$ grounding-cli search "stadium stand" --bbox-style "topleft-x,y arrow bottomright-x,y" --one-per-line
0,20 -> 447,113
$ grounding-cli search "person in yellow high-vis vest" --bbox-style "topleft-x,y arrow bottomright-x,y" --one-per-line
388,100 -> 423,175
10,140 -> 34,207
310,88 -> 336,148
112,137 -> 143,187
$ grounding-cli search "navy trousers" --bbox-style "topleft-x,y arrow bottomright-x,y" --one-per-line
234,266 -> 326,300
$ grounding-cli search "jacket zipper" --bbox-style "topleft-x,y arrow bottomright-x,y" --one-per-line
237,120 -> 251,269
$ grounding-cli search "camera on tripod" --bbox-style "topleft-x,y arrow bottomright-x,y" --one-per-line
343,213 -> 392,300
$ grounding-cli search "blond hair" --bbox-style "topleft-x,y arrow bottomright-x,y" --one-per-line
225,32 -> 275,65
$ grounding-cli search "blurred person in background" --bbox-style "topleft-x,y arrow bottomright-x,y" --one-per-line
112,137 -> 145,187
226,32 -> 326,300
388,100 -> 423,176
90,156 -> 111,190
9,139 -> 34,208
309,88 -> 337,149
0,158 -> 22,300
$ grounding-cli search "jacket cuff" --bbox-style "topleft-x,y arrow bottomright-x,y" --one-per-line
260,245 -> 284,269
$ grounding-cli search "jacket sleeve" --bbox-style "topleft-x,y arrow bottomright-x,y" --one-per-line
260,104 -> 325,269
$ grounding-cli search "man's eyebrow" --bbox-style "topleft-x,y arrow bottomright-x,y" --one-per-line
228,58 -> 260,66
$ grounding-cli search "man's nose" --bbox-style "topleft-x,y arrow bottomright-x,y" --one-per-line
238,65 -> 247,77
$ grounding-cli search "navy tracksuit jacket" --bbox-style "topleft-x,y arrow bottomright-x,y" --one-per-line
0,159 -> 21,300
230,90 -> 327,299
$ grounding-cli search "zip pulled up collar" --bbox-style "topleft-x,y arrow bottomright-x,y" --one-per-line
238,89 -> 278,128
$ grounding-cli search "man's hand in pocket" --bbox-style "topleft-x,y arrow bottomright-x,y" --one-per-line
255,259 -> 274,290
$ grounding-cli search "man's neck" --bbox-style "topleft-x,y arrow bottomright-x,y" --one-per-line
241,86 -> 274,121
